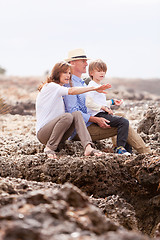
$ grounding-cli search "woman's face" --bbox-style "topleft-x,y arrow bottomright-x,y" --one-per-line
59,68 -> 71,86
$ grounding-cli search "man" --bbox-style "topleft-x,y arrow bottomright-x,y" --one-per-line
63,48 -> 151,154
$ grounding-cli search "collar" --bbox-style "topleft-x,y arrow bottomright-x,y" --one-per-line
72,75 -> 85,84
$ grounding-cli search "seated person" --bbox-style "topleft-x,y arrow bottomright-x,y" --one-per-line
63,48 -> 151,154
86,59 -> 131,155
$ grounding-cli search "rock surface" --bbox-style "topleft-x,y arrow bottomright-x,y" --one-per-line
0,76 -> 160,239
0,179 -> 156,240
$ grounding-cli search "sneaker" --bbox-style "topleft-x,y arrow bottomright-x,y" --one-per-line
115,146 -> 131,156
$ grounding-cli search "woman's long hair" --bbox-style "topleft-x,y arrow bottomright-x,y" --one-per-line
38,61 -> 72,91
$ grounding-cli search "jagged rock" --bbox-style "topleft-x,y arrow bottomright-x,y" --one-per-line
138,107 -> 160,136
154,223 -> 160,238
9,101 -> 35,115
137,107 -> 160,152
90,195 -> 138,231
0,148 -> 160,237
0,180 -> 154,240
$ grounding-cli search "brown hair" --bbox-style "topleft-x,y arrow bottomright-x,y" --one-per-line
89,59 -> 107,79
38,61 -> 72,91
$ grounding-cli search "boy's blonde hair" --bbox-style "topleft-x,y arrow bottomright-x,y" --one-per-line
89,59 -> 107,79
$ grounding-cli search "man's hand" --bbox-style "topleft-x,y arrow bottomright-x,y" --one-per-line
96,117 -> 111,128
89,116 -> 111,129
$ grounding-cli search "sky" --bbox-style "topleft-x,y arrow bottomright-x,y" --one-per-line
0,0 -> 160,78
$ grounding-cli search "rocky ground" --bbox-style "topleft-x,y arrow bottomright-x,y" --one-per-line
0,75 -> 160,240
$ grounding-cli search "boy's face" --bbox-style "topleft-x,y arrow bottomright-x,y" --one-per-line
91,69 -> 106,82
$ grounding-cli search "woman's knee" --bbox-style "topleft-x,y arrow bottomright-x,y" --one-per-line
71,111 -> 82,119
62,113 -> 73,125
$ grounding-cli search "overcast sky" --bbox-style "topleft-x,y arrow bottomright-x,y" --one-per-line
0,0 -> 160,78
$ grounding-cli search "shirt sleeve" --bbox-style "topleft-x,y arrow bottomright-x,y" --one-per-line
105,100 -> 111,108
48,82 -> 69,96
57,84 -> 69,96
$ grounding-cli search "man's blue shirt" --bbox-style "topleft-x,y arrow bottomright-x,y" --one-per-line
63,75 -> 92,127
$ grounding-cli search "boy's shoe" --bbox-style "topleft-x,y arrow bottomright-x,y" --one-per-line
115,146 -> 131,156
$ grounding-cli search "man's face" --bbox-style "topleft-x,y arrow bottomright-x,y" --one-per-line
71,59 -> 88,75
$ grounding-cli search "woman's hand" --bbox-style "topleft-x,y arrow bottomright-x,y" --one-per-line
95,83 -> 111,93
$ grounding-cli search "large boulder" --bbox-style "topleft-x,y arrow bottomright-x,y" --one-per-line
0,179 -> 155,240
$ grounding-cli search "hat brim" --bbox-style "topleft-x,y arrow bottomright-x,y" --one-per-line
65,57 -> 90,62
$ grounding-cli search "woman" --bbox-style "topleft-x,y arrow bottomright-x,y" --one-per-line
36,61 -> 110,159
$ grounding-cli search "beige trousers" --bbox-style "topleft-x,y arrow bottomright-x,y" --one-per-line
37,111 -> 92,151
111,112 -> 151,153
74,121 -> 151,154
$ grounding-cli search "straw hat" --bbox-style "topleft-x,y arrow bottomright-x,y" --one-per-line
65,48 -> 90,62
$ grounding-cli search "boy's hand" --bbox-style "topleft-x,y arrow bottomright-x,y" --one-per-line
101,106 -> 113,115
114,99 -> 123,106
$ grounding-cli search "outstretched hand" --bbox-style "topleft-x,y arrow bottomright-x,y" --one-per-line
96,83 -> 111,93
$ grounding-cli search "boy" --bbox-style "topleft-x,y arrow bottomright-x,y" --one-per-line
86,59 -> 131,155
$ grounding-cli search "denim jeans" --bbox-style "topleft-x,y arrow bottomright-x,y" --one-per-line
95,112 -> 131,152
